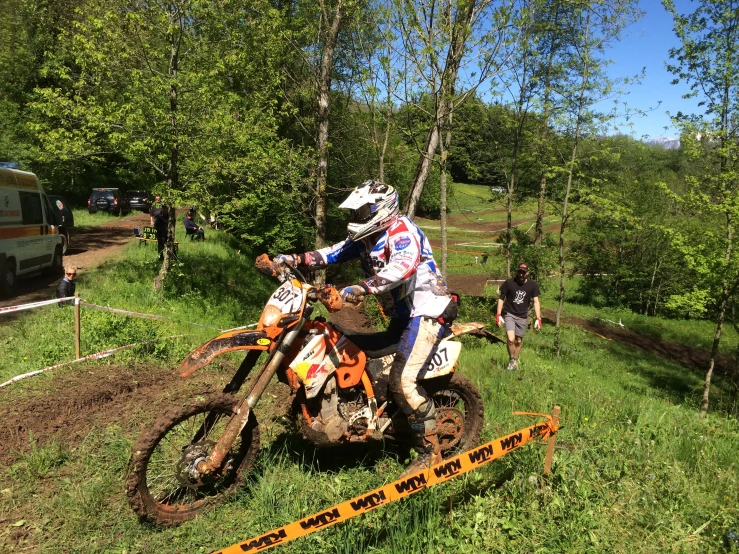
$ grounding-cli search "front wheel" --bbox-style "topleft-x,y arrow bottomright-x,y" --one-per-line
425,373 -> 484,458
126,394 -> 260,526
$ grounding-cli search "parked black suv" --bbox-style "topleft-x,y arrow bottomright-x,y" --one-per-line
48,195 -> 74,254
88,188 -> 131,215
125,190 -> 152,212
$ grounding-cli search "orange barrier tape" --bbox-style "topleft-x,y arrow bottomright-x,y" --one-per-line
214,411 -> 558,554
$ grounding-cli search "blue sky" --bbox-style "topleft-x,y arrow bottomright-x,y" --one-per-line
607,0 -> 701,139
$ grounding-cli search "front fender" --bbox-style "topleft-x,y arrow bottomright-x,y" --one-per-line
178,330 -> 272,377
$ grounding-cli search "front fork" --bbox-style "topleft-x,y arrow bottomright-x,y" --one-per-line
196,318 -> 306,474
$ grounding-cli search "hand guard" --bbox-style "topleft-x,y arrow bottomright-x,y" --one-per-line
534,318 -> 542,332
275,254 -> 300,267
340,285 -> 366,304
496,313 -> 504,328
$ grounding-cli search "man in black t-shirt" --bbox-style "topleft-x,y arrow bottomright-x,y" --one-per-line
495,262 -> 542,370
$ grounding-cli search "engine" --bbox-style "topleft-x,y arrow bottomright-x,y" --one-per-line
308,377 -> 369,441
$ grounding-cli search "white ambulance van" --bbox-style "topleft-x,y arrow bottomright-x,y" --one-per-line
0,167 -> 64,296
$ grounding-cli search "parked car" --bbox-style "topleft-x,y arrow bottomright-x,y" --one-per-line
48,195 -> 74,255
0,167 -> 64,296
88,188 -> 131,215
124,190 -> 151,212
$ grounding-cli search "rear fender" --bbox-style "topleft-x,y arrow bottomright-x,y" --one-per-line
449,322 -> 504,344
178,330 -> 271,377
419,322 -> 504,380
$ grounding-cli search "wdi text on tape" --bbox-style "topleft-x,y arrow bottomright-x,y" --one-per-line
214,410 -> 559,554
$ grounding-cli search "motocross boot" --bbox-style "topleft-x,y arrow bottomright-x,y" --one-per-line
398,401 -> 442,479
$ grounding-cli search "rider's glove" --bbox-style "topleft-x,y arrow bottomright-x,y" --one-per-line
340,284 -> 367,304
275,254 -> 301,267
496,313 -> 504,328
534,318 -> 542,332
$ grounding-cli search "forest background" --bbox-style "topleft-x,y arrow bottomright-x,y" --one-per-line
1,0 -> 738,415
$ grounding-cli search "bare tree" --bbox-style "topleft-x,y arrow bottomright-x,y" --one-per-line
393,0 -> 513,219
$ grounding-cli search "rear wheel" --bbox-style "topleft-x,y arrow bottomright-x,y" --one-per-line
425,373 -> 484,458
1,258 -> 16,296
126,394 -> 260,526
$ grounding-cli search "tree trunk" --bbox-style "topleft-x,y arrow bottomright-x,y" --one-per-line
505,182 -> 512,277
534,7 -> 561,247
701,212 -> 733,417
405,123 -> 441,218
555,11 -> 590,357
439,143 -> 448,278
438,103 -> 453,278
313,0 -> 344,285
404,0 -> 478,219
155,11 -> 180,290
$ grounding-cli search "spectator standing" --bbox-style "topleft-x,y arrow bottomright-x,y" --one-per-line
149,195 -> 169,260
56,266 -> 77,306
495,262 -> 542,370
184,213 -> 205,241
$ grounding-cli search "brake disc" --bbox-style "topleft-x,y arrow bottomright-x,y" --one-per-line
175,440 -> 216,489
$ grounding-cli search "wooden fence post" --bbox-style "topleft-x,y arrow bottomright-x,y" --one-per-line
74,293 -> 81,360
543,405 -> 560,476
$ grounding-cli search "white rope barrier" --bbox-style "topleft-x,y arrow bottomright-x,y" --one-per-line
0,296 -> 75,315
0,335 -> 187,389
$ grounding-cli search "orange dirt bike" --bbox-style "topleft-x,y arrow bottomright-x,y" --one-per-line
126,254 -> 501,525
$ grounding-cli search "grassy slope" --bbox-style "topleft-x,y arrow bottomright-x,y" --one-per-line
1,218 -> 738,553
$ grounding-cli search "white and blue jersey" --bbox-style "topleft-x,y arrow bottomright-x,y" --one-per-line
303,216 -> 451,319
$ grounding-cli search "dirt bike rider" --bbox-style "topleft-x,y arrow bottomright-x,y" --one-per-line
276,180 -> 458,478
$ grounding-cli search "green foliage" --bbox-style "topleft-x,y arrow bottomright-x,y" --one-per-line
28,0 -> 314,253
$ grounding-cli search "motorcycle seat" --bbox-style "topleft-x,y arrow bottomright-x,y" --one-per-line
330,323 -> 401,359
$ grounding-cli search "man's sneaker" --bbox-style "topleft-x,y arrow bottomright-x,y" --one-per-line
506,358 -> 518,371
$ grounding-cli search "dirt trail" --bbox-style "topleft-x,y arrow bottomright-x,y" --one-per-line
447,273 -> 734,375
0,212 -> 150,309
542,308 -> 733,375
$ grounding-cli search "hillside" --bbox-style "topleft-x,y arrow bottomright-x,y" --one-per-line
1,222 -> 737,553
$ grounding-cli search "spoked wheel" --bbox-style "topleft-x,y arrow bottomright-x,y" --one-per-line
126,394 -> 259,526
426,373 -> 484,458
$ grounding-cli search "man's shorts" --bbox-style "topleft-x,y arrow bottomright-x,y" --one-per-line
504,314 -> 528,338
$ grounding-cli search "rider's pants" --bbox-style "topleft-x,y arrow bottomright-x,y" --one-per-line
389,316 -> 446,415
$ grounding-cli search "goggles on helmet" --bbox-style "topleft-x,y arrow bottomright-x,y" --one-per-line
350,203 -> 376,223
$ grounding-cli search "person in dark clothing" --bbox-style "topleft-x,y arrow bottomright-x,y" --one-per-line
149,195 -> 169,259
184,213 -> 205,241
495,262 -> 542,370
56,266 -> 77,306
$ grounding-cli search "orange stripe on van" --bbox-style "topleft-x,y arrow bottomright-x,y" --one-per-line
0,226 -> 45,239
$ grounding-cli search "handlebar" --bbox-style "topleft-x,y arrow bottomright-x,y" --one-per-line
256,254 -> 346,312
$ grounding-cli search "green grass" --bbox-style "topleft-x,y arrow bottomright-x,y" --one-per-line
0,228 -> 272,383
1,219 -> 738,553
70,208 -> 141,228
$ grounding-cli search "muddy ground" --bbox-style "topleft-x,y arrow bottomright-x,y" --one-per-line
0,305 -> 372,467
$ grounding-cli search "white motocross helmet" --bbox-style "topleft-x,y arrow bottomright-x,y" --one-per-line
339,180 -> 399,241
